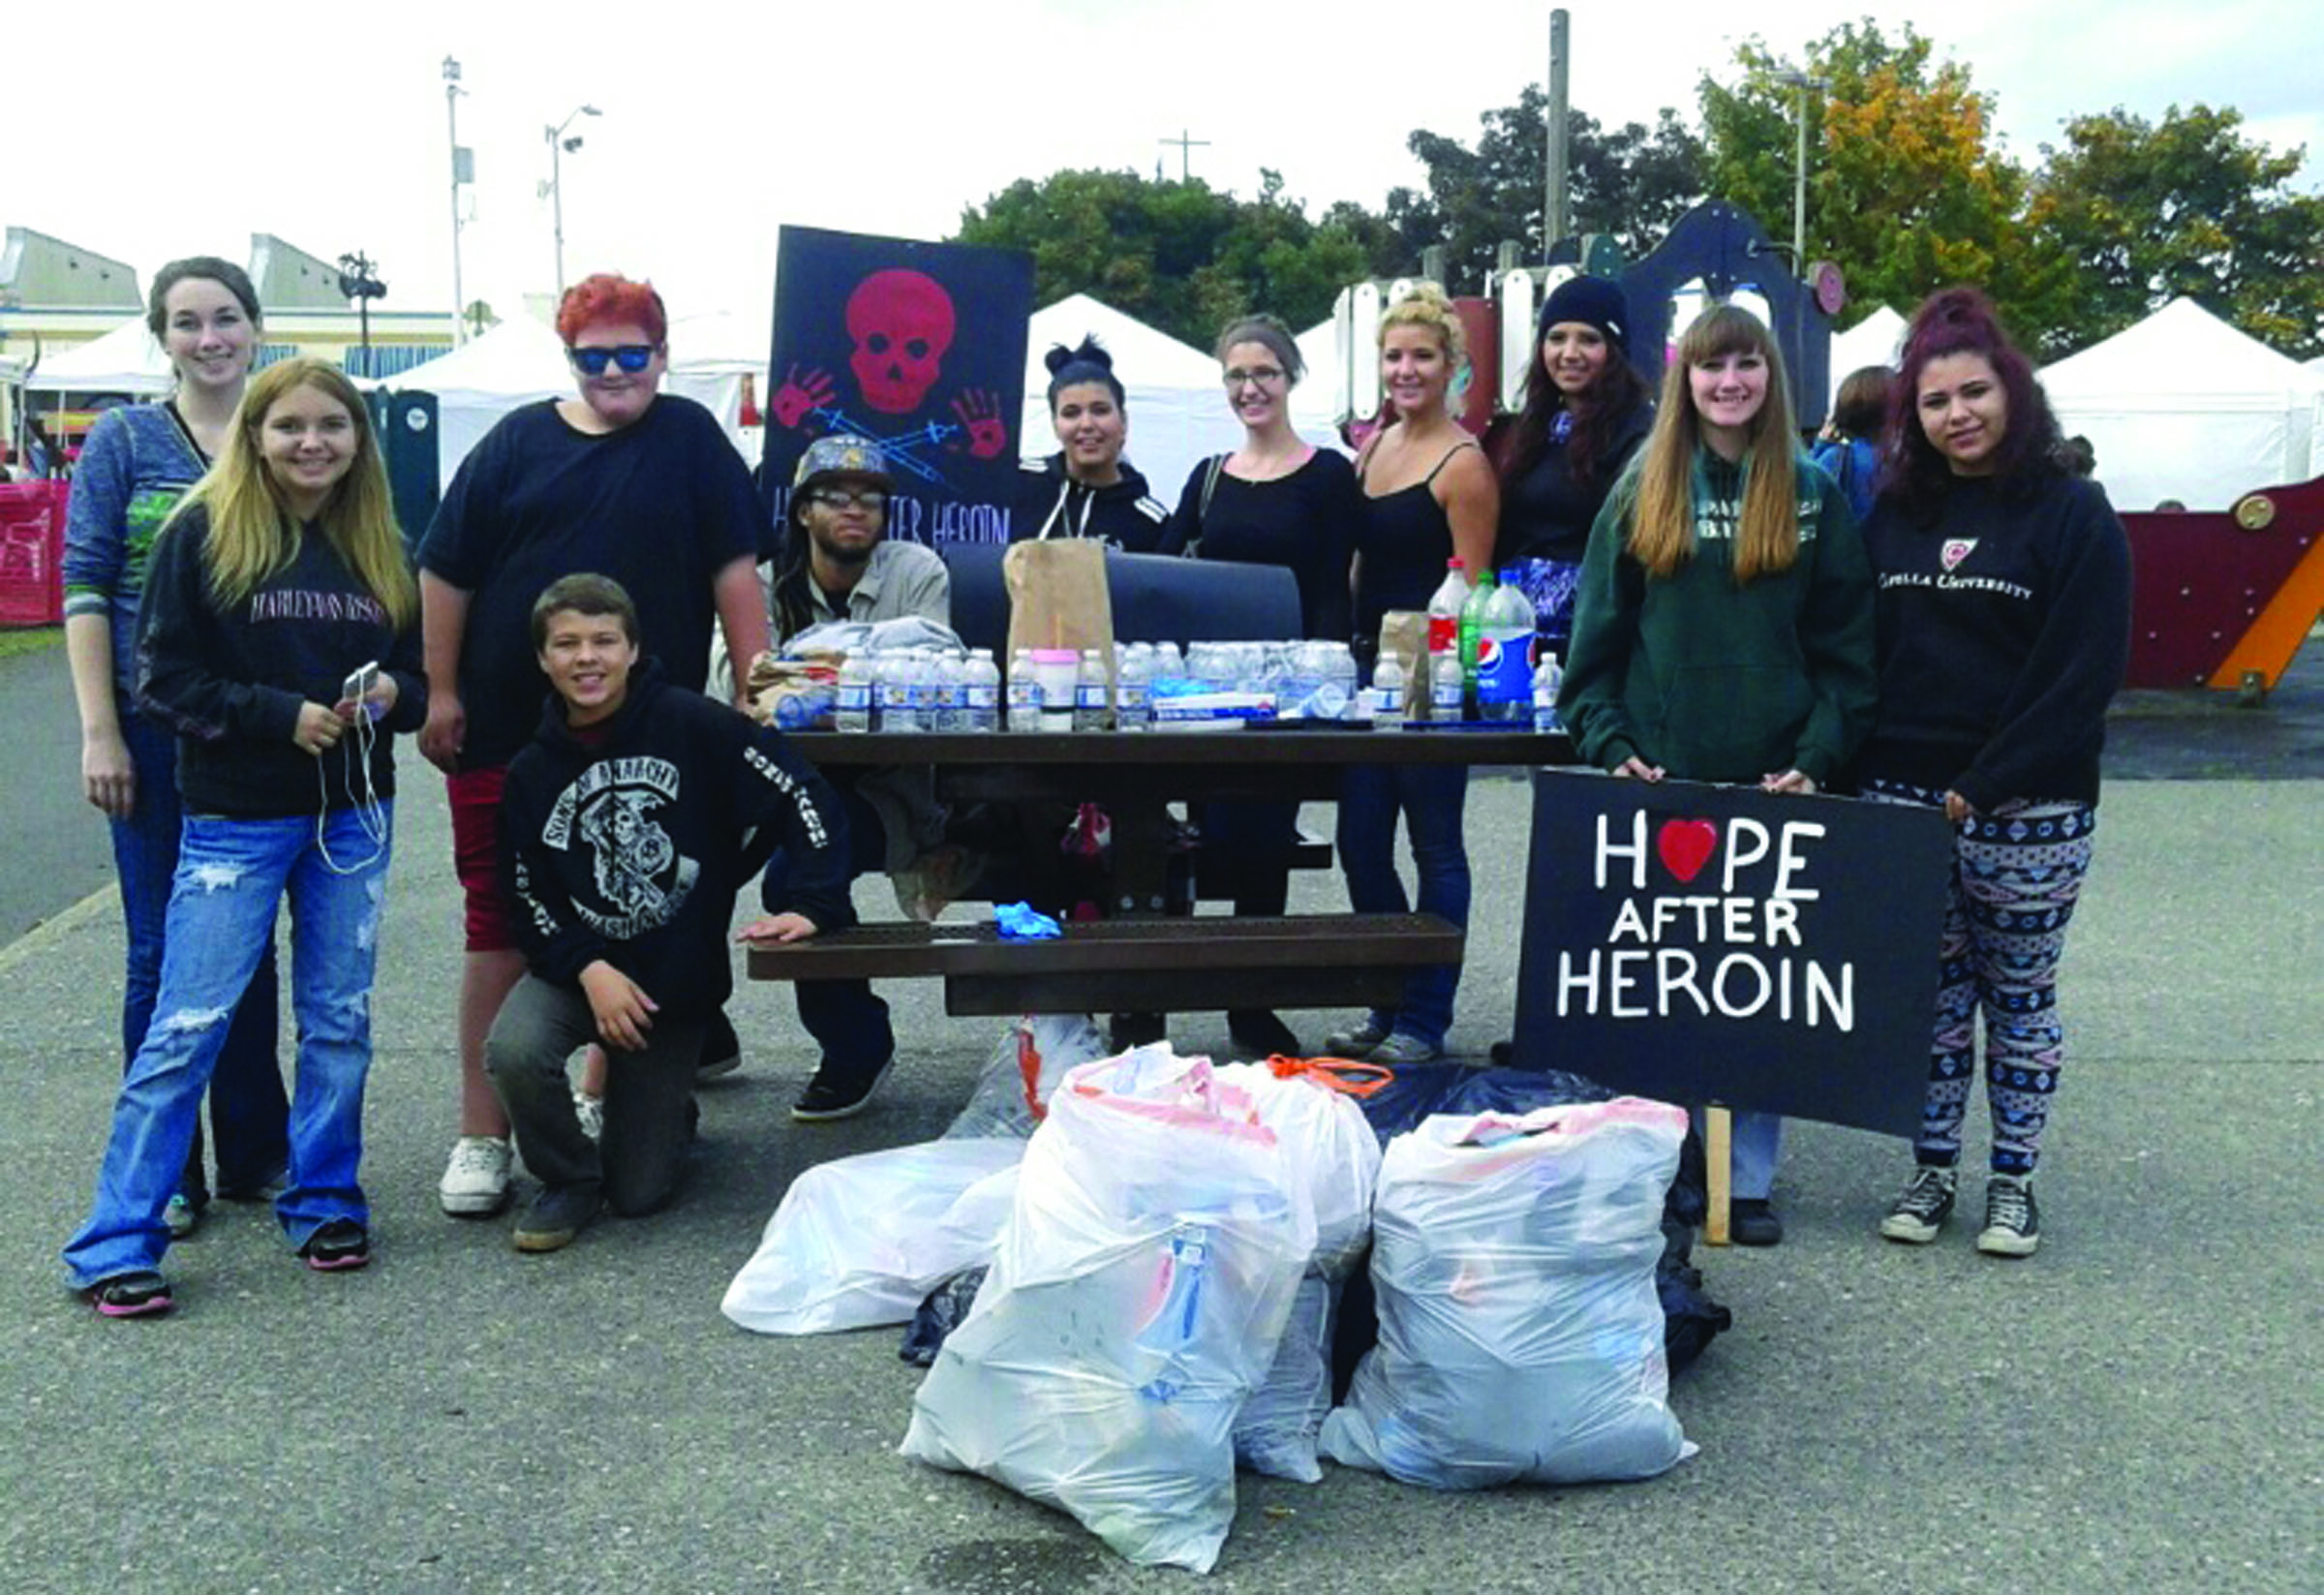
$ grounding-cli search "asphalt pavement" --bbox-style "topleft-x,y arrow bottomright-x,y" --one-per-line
0,629 -> 2318,1592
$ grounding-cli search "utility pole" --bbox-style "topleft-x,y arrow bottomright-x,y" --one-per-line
1544,9 -> 1571,253
1157,129 -> 1209,182
1773,69 -> 1828,265
443,57 -> 471,345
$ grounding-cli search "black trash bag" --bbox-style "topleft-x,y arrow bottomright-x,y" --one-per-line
1331,1066 -> 1732,1383
1351,1062 -> 1470,1147
900,1266 -> 987,1368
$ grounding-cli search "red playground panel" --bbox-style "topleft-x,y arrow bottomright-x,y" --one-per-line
2121,474 -> 2324,694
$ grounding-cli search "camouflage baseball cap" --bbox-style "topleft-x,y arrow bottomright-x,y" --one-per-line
792,434 -> 894,494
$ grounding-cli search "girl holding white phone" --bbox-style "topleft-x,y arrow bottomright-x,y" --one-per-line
63,358 -> 425,1317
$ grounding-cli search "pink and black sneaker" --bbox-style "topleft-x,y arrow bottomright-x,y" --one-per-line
299,1220 -> 372,1272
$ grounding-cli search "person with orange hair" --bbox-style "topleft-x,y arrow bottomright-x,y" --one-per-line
416,273 -> 770,1220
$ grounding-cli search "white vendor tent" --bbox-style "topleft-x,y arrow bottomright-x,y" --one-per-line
390,315 -> 761,489
2038,297 -> 2314,510
21,319 -> 173,395
1826,306 -> 1907,403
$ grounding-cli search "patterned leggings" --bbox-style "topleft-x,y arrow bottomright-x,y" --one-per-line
1867,783 -> 2097,1176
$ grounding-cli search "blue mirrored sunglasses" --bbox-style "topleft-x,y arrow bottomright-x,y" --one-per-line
567,344 -> 658,376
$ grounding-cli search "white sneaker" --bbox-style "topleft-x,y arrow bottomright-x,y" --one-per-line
439,1135 -> 513,1217
572,1091 -> 603,1143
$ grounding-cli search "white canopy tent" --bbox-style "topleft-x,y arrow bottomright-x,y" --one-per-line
389,314 -> 761,489
1826,306 -> 1907,403
21,319 -> 173,396
2038,297 -> 2314,510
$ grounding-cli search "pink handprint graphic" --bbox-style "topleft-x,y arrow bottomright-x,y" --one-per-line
950,388 -> 1009,460
770,364 -> 837,430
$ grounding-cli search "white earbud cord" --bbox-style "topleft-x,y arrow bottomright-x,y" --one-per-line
315,705 -> 388,875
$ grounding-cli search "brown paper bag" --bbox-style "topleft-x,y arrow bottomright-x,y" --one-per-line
1003,539 -> 1117,713
1377,609 -> 1432,722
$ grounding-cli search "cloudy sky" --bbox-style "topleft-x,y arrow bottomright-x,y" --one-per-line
15,0 -> 2318,353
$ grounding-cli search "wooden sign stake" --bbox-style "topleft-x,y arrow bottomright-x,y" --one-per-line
1704,1105 -> 1732,1246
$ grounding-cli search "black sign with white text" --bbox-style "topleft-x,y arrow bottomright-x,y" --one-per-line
1512,770 -> 1953,1137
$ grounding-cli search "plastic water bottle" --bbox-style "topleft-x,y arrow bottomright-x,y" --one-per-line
1425,558 -> 1469,721
963,648 -> 1001,733
929,650 -> 964,732
1321,642 -> 1359,721
1151,641 -> 1186,685
835,652 -> 872,733
1075,648 -> 1109,731
1006,648 -> 1041,732
1134,1224 -> 1209,1404
1371,644 -> 1405,730
1429,642 -> 1464,722
1532,655 -> 1564,735
876,654 -> 918,733
1116,643 -> 1151,732
1477,572 -> 1536,722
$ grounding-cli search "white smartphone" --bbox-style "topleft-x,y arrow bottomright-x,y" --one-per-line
341,660 -> 382,719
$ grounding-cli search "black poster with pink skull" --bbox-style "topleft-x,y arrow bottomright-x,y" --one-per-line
761,226 -> 1033,555
1511,770 -> 1953,1137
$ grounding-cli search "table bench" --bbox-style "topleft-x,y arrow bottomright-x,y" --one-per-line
747,911 -> 1464,1017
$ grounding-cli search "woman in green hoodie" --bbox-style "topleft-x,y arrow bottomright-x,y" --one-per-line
1558,302 -> 1878,1244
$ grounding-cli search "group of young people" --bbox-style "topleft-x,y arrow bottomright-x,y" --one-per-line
59,265 -> 870,1316
53,250 -> 2126,1317
1015,274 -> 2129,1259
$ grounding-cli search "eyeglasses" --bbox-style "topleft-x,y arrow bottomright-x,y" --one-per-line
566,344 -> 659,376
1222,365 -> 1286,389
808,486 -> 887,510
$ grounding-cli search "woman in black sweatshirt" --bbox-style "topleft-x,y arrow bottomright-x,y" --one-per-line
64,359 -> 426,1313
1010,338 -> 1173,550
1855,289 -> 2131,1260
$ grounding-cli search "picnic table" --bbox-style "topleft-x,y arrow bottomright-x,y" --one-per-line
747,724 -> 1571,1015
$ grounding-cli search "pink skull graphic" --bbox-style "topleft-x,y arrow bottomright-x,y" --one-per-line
845,269 -> 957,414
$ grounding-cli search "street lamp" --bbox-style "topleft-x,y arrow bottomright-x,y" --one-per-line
1771,69 -> 1829,266
543,104 -> 601,298
443,57 -> 473,344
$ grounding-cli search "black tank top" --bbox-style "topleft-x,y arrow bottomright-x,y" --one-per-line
1354,442 -> 1473,647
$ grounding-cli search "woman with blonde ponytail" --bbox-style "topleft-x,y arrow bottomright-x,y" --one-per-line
64,358 -> 426,1317
1557,302 -> 1877,1245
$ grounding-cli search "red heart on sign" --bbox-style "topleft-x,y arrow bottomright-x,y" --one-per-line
1657,818 -> 1719,884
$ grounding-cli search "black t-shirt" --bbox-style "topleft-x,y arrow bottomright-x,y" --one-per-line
1164,450 -> 1358,641
417,395 -> 758,770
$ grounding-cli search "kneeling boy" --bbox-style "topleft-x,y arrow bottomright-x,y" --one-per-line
488,574 -> 852,1252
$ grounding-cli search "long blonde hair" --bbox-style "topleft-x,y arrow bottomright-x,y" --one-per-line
175,358 -> 416,629
1628,304 -> 1801,583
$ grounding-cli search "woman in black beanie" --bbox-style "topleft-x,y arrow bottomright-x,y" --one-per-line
1491,274 -> 1654,656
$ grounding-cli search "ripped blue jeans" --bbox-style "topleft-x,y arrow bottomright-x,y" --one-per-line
64,805 -> 392,1286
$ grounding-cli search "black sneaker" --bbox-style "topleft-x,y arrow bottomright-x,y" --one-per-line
1227,1008 -> 1302,1059
87,1270 -> 174,1319
1728,1198 -> 1784,1246
695,1010 -> 743,1082
299,1219 -> 372,1272
1880,1166 -> 1958,1244
513,1184 -> 602,1254
791,1054 -> 897,1122
1976,1175 -> 2040,1257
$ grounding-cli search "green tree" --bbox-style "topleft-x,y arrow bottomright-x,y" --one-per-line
952,168 -> 1367,345
2027,105 -> 2324,357
1698,20 -> 2075,353
1396,88 -> 1707,289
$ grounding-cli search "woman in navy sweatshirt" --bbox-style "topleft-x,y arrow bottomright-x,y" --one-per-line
1856,289 -> 2131,1260
63,359 -> 425,1315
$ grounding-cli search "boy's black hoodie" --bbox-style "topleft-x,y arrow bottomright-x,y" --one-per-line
500,662 -> 854,1017
1010,453 -> 1172,550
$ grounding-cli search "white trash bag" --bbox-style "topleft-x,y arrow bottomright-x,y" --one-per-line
901,1047 -> 1316,1574
1211,1060 -> 1384,1483
1320,1097 -> 1694,1489
721,1139 -> 1024,1335
944,1014 -> 1108,1141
